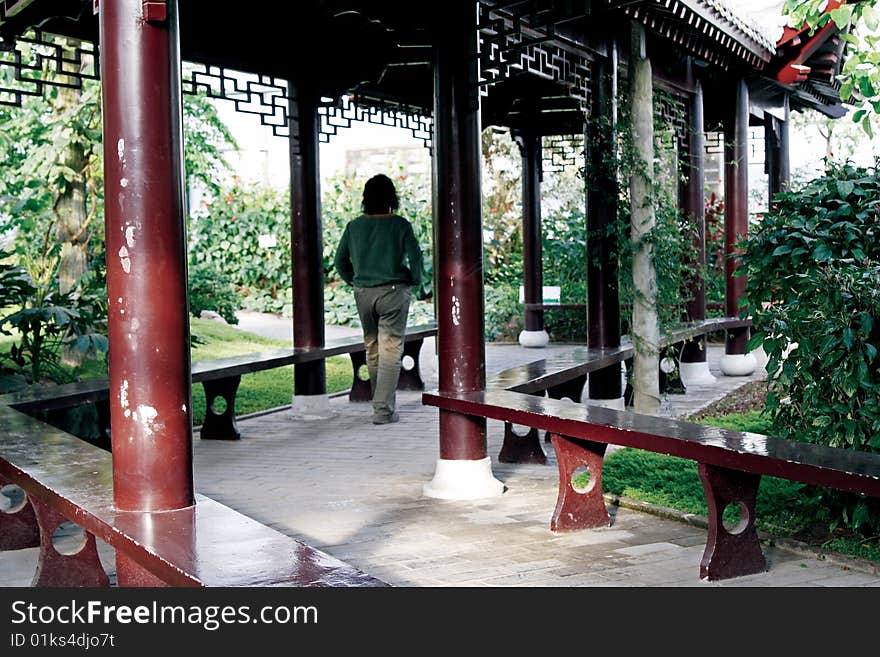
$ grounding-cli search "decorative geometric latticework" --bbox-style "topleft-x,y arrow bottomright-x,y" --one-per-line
318,94 -> 433,150
0,31 -> 99,107
656,91 -> 689,157
478,2 -> 592,110
1,31 -> 433,146
181,62 -> 290,137
705,131 -> 724,155
542,134 -> 584,173
749,127 -> 765,166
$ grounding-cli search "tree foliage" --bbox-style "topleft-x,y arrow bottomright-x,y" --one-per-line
742,161 -> 880,533
784,0 -> 880,135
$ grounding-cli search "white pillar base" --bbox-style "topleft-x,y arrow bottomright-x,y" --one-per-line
719,353 -> 757,377
290,393 -> 336,420
518,329 -> 550,348
679,360 -> 717,386
423,457 -> 505,500
751,346 -> 769,370
584,396 -> 626,411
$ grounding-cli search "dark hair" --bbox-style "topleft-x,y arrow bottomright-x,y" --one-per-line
362,174 -> 400,215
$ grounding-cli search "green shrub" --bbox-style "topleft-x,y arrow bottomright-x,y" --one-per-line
484,284 -> 523,342
188,260 -> 241,324
742,161 -> 880,534
189,182 -> 291,310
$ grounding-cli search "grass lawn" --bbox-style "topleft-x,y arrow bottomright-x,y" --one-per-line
188,319 -> 352,425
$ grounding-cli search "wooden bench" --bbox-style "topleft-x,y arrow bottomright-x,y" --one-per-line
0,403 -> 385,587
422,387 -> 880,581
1,323 -> 437,443
491,317 -> 750,464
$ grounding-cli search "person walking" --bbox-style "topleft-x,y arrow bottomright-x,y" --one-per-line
333,174 -> 426,424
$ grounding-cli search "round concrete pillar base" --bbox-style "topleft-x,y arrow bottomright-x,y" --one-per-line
518,329 -> 550,348
290,393 -> 336,420
719,353 -> 757,377
679,360 -> 717,386
423,457 -> 505,500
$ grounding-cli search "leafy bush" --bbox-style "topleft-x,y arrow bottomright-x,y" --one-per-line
189,181 -> 291,309
0,250 -> 107,388
742,161 -> 880,534
188,260 -> 241,324
484,284 -> 523,342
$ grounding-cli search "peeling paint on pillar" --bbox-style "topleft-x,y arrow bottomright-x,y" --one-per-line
432,3 -> 488,461
99,0 -> 194,514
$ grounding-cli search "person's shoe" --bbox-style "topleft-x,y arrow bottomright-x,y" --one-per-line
372,412 -> 400,425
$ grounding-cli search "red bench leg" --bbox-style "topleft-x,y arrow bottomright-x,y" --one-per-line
698,463 -> 766,580
29,498 -> 109,587
398,338 -> 426,391
350,339 -> 427,402
0,476 -> 40,550
547,375 -> 587,403
348,351 -> 372,402
499,423 -> 546,464
549,433 -> 610,532
200,376 -> 242,440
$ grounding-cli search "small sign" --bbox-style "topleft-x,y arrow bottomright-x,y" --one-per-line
258,234 -> 277,248
519,285 -> 561,304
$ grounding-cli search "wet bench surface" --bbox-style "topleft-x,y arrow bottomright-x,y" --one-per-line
488,317 -> 750,464
0,404 -> 385,587
423,318 -> 880,581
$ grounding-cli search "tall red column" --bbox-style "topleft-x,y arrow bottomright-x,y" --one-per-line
423,2 -> 503,499
100,0 -> 193,514
680,79 -> 715,384
516,126 -> 548,346
289,84 -> 330,418
586,41 -> 623,406
720,78 -> 755,376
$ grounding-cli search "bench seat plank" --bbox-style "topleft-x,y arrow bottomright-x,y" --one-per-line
488,346 -> 632,394
0,405 -> 384,587
423,389 -> 880,498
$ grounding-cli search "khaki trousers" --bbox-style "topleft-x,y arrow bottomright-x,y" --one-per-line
353,283 -> 411,419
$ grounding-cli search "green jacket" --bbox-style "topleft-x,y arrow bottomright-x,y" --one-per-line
334,213 -> 424,289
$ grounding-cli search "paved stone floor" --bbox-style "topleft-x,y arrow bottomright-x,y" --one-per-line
3,339 -> 879,588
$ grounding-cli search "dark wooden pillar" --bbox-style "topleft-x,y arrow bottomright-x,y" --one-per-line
720,79 -> 754,375
680,79 -> 713,381
780,95 -> 791,192
768,94 -> 792,205
586,42 -> 623,405
516,126 -> 548,346
289,84 -> 329,416
100,0 -> 193,514
424,2 -> 502,499
765,113 -> 781,206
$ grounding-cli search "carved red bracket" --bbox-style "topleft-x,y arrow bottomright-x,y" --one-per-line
142,1 -> 167,24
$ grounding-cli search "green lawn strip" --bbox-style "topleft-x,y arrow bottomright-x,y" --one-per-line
189,319 -> 351,425
599,410 -> 878,563
2,318 -> 353,425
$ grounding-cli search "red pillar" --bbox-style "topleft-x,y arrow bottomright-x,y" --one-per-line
681,80 -> 708,364
289,84 -> 328,415
424,2 -> 502,499
516,126 -> 547,343
100,0 -> 193,513
586,42 -> 623,403
723,79 -> 751,361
